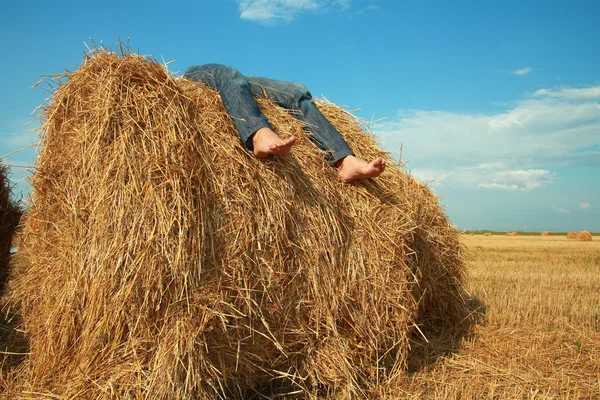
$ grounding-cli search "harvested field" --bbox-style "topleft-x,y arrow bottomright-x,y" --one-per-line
2,51 -> 466,399
393,235 -> 600,399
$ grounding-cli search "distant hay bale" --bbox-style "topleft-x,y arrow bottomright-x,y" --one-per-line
541,232 -> 549,236
505,232 -> 518,236
7,51 -> 467,398
567,231 -> 577,239
469,233 -> 475,236
483,232 -> 492,237
576,231 -> 592,241
0,162 -> 22,295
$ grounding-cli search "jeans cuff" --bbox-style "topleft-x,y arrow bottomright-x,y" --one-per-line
328,149 -> 355,167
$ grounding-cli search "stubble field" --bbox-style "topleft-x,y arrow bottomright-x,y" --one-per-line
395,234 -> 600,399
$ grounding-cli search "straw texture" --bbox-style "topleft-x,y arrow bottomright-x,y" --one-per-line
8,51 -> 466,399
0,162 -> 21,295
576,231 -> 592,241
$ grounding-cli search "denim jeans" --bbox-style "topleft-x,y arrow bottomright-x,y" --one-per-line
184,64 -> 354,165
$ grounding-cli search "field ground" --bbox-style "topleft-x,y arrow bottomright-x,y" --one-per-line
395,235 -> 600,399
463,231 -> 599,236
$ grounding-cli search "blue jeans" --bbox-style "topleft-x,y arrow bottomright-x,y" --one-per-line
184,64 -> 354,165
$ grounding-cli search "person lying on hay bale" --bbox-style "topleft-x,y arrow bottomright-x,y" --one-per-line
185,64 -> 386,182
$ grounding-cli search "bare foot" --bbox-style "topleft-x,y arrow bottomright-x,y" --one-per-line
336,155 -> 386,183
252,127 -> 296,158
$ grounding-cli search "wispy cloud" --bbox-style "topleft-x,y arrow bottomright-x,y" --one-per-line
1,125 -> 40,159
477,169 -> 552,191
375,85 -> 600,190
553,206 -> 571,215
580,202 -> 591,210
2,132 -> 38,151
477,183 -> 519,190
534,86 -> 600,101
510,66 -> 532,76
236,0 -> 351,23
353,4 -> 379,16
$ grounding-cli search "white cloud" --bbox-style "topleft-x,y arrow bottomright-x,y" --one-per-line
237,0 -> 350,23
478,183 -> 519,190
534,86 -> 600,101
3,132 -> 39,150
553,206 -> 571,215
375,85 -> 600,190
353,4 -> 379,16
580,202 -> 591,210
510,66 -> 532,76
1,128 -> 40,159
476,169 -> 552,191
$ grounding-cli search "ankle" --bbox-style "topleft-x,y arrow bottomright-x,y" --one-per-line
252,127 -> 270,146
335,155 -> 354,169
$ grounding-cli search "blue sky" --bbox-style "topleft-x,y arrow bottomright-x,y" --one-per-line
1,0 -> 599,232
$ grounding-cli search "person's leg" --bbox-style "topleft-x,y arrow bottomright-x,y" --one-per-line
247,77 -> 354,165
248,77 -> 386,181
184,64 -> 295,157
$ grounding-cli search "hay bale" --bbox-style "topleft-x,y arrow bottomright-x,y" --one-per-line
576,231 -> 592,241
469,233 -> 475,236
8,51 -> 466,398
567,231 -> 577,239
483,232 -> 492,237
0,162 -> 22,295
541,231 -> 549,236
505,232 -> 517,236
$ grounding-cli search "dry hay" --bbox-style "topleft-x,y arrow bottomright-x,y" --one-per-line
576,231 -> 592,241
567,231 -> 577,239
505,232 -> 518,237
483,232 -> 492,237
0,162 -> 22,295
6,51 -> 466,399
541,231 -> 549,236
469,233 -> 475,236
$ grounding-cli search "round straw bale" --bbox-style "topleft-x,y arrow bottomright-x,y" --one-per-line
8,51 -> 467,398
483,232 -> 492,237
0,162 -> 22,295
567,231 -> 577,239
576,230 -> 592,241
541,231 -> 549,236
